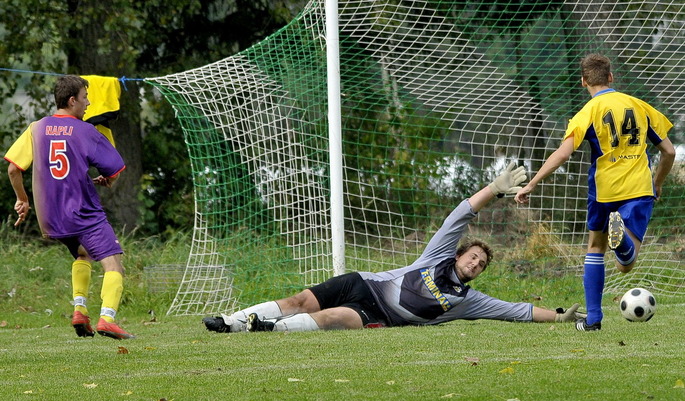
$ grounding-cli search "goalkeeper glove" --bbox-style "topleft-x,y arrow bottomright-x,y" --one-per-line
554,303 -> 586,323
488,161 -> 527,197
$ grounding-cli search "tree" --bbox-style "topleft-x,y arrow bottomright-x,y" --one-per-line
62,0 -> 143,231
0,0 -> 306,236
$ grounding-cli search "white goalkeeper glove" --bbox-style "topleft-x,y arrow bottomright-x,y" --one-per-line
488,161 -> 527,197
554,303 -> 586,323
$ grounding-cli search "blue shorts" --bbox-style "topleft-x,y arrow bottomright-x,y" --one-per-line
586,196 -> 654,242
58,221 -> 123,261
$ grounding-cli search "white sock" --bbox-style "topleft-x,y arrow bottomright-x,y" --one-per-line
100,307 -> 116,320
221,301 -> 283,332
273,313 -> 319,332
219,313 -> 245,332
73,296 -> 87,308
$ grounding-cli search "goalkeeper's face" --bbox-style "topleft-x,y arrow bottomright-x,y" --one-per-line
454,246 -> 488,283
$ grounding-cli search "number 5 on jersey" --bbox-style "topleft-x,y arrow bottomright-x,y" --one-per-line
50,140 -> 70,179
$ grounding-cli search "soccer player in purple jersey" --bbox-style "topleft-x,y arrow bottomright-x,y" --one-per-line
5,75 -> 135,339
202,163 -> 585,334
515,54 -> 676,332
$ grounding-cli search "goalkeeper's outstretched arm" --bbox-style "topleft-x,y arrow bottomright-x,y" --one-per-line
469,161 -> 526,213
532,304 -> 586,323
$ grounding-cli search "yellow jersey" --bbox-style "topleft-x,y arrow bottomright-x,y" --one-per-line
564,89 -> 672,202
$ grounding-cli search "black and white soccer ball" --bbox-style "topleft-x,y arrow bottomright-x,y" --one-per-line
619,288 -> 656,322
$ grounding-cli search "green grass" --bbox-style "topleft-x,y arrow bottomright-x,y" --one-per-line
1,308 -> 685,400
2,229 -> 685,400
0,229 -> 190,325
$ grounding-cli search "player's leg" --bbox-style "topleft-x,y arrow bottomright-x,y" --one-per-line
579,230 -> 608,331
239,289 -> 320,319
96,253 -> 135,339
99,253 -> 125,323
72,258 -> 92,316
578,200 -> 609,331
203,289 -> 321,333
609,215 -> 640,273
58,238 -> 95,337
206,274 -> 328,334
610,197 -> 652,273
309,306 -> 364,330
78,222 -> 134,339
205,272 -> 369,333
246,306 -> 363,332
246,273 -> 385,332
72,256 -> 94,337
72,246 -> 93,315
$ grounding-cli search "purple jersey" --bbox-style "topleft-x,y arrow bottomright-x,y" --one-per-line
12,115 -> 125,238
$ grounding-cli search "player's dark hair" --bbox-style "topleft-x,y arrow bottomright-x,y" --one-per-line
581,54 -> 611,86
54,75 -> 89,109
456,239 -> 493,270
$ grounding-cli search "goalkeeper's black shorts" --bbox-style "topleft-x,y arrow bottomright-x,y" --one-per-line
309,272 -> 387,328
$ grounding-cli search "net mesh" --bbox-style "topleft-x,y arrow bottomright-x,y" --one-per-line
147,0 -> 685,315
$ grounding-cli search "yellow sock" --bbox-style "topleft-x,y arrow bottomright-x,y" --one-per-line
100,270 -> 124,323
72,260 -> 92,315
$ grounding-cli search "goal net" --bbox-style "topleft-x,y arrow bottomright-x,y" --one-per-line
147,0 -> 685,316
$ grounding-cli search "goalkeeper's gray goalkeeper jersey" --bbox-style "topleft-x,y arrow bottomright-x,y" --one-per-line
358,199 -> 533,327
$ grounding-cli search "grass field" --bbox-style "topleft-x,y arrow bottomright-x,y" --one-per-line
1,305 -> 685,400
2,230 -> 685,400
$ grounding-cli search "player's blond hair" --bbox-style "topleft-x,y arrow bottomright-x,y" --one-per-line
581,54 -> 611,86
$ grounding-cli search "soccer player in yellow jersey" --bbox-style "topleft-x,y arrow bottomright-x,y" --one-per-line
514,54 -> 676,332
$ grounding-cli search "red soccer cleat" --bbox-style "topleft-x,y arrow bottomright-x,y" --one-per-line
96,318 -> 136,340
72,311 -> 95,337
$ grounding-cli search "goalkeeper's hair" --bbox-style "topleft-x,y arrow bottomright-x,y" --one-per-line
580,53 -> 611,86
456,239 -> 493,269
54,75 -> 89,109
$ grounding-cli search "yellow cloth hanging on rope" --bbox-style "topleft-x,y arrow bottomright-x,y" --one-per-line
81,75 -> 121,147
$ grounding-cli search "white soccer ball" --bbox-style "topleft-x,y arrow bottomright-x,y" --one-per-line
619,288 -> 656,322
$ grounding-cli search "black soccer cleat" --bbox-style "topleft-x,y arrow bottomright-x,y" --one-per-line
202,316 -> 232,333
246,313 -> 275,332
575,318 -> 601,332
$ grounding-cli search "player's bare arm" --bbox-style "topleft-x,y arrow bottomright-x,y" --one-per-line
652,137 -> 676,200
93,172 -> 121,188
7,163 -> 30,226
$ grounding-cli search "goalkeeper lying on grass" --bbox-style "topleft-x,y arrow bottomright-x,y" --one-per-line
204,162 -> 584,333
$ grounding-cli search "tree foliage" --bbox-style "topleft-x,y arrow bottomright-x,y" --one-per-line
0,0 -> 305,237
